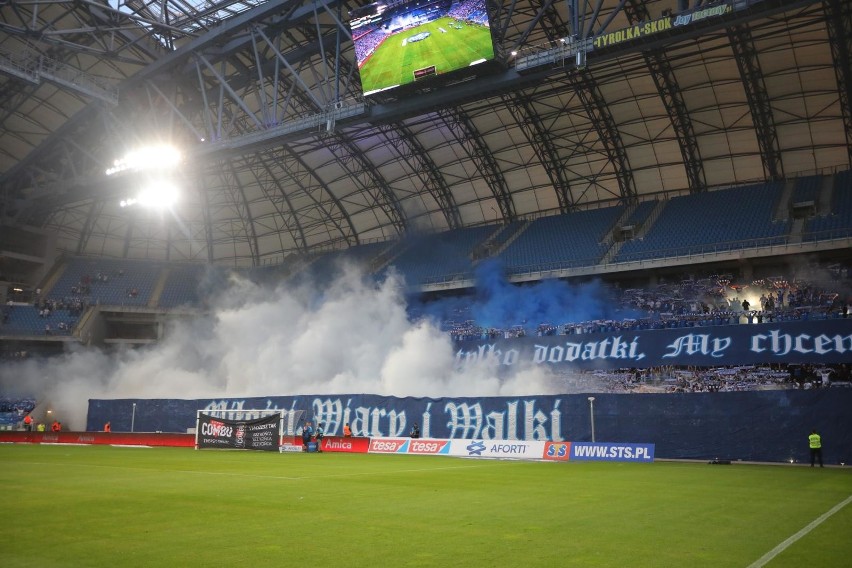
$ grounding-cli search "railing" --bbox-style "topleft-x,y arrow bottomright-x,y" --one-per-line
418,231 -> 852,287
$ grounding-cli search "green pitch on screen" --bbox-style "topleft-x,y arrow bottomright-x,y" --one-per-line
359,18 -> 494,94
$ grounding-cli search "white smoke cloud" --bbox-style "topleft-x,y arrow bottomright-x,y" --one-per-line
0,263 -> 560,430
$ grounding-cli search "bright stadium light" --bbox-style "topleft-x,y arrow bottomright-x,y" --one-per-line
137,181 -> 180,209
119,180 -> 180,210
106,144 -> 183,176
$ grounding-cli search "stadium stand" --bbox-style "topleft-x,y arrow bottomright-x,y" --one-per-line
0,305 -> 76,337
791,175 -> 821,205
0,397 -> 36,428
614,182 -> 788,262
500,205 -> 624,273
158,264 -> 206,308
805,170 -> 852,240
48,257 -> 162,307
621,199 -> 658,228
381,225 -> 498,285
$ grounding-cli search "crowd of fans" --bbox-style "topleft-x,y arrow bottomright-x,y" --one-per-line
561,363 -> 850,394
354,24 -> 390,64
447,0 -> 489,25
442,267 -> 850,342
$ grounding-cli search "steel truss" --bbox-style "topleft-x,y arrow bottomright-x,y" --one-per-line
727,23 -> 784,181
624,0 -> 705,193
0,0 -> 833,261
825,0 -> 852,165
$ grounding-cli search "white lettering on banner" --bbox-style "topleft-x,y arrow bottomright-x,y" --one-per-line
751,330 -> 852,357
318,398 -> 406,438
198,397 -> 560,441
421,402 -> 432,439
455,344 -> 520,368
445,402 -> 483,439
573,445 -> 652,460
314,398 -> 343,435
663,334 -> 731,358
532,336 -> 645,365
200,421 -> 233,438
525,400 -> 548,441
387,409 -> 406,437
201,399 -> 300,432
445,400 -> 563,441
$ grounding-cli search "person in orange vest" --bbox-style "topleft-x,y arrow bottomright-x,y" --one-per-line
51,420 -> 61,432
23,413 -> 33,432
343,423 -> 352,437
104,421 -> 111,433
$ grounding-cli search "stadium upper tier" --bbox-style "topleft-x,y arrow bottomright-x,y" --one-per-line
806,170 -> 852,240
3,171 -> 850,323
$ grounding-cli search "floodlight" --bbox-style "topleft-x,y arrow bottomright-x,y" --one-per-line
137,181 -> 180,209
106,144 -> 182,176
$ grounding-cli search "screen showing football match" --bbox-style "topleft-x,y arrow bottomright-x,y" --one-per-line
349,0 -> 495,96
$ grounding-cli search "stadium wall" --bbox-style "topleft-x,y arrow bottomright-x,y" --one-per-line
87,389 -> 852,464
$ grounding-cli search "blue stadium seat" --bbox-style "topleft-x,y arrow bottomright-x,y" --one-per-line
615,182 -> 788,262
499,206 -> 624,273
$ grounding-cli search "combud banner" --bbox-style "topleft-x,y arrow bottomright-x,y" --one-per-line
569,442 -> 655,462
196,413 -> 280,451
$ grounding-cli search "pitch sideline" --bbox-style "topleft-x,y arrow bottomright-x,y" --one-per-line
746,494 -> 852,567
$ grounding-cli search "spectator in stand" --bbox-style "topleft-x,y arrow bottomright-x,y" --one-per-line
410,422 -> 421,439
343,423 -> 352,437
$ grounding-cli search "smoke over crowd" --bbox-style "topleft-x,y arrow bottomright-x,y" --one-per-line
0,261 -> 611,430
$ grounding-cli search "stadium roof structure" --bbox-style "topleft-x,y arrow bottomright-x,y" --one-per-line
0,0 -> 850,266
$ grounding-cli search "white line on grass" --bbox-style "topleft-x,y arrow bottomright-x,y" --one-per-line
14,460 -> 488,482
747,494 -> 852,568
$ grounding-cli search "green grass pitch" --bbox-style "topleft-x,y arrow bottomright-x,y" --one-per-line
3,445 -> 852,567
358,18 -> 495,94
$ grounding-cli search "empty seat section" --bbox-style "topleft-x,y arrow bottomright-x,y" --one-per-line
385,225 -> 497,285
615,182 -> 787,262
791,175 -> 820,204
159,265 -> 206,308
806,170 -> 852,239
500,206 -> 623,272
624,200 -> 658,227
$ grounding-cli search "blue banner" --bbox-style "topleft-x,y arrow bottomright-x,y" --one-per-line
88,389 -> 852,463
570,442 -> 655,462
453,319 -> 852,370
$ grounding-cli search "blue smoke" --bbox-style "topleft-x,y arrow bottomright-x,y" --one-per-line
409,259 -> 627,331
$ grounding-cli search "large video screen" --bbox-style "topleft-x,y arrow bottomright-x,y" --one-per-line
349,0 -> 495,96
